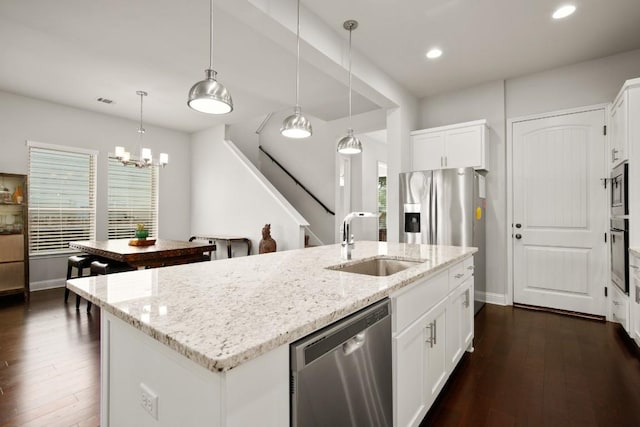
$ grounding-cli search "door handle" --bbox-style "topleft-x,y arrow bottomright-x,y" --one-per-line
515,234 -> 522,239
515,223 -> 522,228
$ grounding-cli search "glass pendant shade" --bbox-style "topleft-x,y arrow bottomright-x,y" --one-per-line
188,69 -> 233,114
281,106 -> 312,138
337,128 -> 362,154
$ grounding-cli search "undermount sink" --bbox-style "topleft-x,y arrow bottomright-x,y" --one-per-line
327,256 -> 424,277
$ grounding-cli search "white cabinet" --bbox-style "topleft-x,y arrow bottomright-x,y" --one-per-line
630,255 -> 640,348
446,278 -> 474,371
610,88 -> 628,168
392,256 -> 475,427
423,298 -> 448,408
411,120 -> 489,172
611,283 -> 630,333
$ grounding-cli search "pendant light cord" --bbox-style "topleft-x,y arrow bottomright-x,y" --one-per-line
295,0 -> 301,108
348,26 -> 353,125
209,0 -> 214,70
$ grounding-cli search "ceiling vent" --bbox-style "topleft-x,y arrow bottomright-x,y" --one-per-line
97,97 -> 114,104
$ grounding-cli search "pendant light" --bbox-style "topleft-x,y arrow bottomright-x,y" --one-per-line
280,0 -> 312,138
337,20 -> 362,155
188,0 -> 233,114
115,91 -> 168,168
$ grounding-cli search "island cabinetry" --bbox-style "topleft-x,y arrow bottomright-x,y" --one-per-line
392,256 -> 475,427
102,313 -> 289,427
411,120 -> 489,172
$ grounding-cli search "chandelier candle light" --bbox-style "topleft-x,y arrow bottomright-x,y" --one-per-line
187,0 -> 233,114
114,91 -> 168,168
280,0 -> 312,138
337,20 -> 362,155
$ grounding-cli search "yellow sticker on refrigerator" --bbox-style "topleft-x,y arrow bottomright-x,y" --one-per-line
476,207 -> 482,220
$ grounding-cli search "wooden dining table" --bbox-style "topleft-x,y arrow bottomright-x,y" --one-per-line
69,239 -> 216,269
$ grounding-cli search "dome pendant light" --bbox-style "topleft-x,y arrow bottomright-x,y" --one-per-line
281,0 -> 312,138
337,20 -> 362,155
188,0 -> 233,114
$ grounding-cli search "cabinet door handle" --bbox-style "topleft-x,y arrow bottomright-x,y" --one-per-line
425,323 -> 434,348
612,148 -> 619,162
445,156 -> 448,167
440,156 -> 444,167
454,273 -> 464,279
432,319 -> 437,345
630,265 -> 639,269
467,265 -> 474,271
464,291 -> 470,308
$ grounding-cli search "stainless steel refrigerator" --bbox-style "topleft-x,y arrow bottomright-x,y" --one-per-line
399,168 -> 486,314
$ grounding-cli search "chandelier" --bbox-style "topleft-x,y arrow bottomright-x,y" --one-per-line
114,91 -> 168,168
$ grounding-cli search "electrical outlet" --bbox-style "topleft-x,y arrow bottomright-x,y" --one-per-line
140,383 -> 158,420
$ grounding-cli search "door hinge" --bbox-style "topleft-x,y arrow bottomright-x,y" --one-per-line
604,233 -> 607,243
605,286 -> 608,297
603,125 -> 607,135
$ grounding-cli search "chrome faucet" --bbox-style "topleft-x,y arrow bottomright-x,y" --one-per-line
341,212 -> 378,260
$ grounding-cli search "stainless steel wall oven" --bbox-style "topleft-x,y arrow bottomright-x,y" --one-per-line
611,162 -> 628,217
610,218 -> 629,295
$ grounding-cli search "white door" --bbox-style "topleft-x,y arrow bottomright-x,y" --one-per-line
513,109 -> 607,316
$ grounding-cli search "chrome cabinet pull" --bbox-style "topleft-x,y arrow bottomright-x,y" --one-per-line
467,265 -> 474,271
454,273 -> 464,279
425,322 -> 434,348
433,319 -> 437,345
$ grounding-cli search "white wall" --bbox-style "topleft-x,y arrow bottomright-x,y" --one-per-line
351,134 -> 387,242
0,90 -> 191,289
419,80 -> 506,298
418,48 -> 640,301
229,108 -> 387,245
506,49 -> 640,118
190,125 -> 308,254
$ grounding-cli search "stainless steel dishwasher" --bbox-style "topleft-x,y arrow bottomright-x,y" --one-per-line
290,298 -> 392,427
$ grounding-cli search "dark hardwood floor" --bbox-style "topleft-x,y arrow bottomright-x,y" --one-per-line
0,288 -> 100,427
1,290 -> 640,426
422,304 -> 640,427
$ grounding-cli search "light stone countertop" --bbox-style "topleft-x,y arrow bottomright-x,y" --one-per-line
67,241 -> 476,372
630,248 -> 640,258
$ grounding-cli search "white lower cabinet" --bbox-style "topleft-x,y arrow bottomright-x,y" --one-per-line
631,256 -> 640,348
611,283 -> 630,333
392,257 -> 475,427
446,278 -> 474,371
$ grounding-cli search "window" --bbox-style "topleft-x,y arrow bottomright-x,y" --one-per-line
107,158 -> 158,239
377,162 -> 387,242
28,142 -> 97,255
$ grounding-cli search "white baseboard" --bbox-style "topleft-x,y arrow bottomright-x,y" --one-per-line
30,278 -> 66,292
476,290 -> 508,306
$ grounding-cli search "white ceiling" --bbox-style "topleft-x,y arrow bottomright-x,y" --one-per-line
1,0 -> 639,133
304,0 -> 640,97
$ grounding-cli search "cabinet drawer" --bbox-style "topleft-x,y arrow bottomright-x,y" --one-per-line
449,257 -> 474,291
611,287 -> 629,332
0,234 -> 24,262
393,269 -> 448,333
0,262 -> 25,292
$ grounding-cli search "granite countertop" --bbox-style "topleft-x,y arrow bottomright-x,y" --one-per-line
630,248 -> 640,257
67,241 -> 476,372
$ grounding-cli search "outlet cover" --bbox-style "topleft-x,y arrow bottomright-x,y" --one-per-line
140,383 -> 158,420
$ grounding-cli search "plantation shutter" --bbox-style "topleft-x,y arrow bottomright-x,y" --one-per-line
28,142 -> 97,255
107,158 -> 158,239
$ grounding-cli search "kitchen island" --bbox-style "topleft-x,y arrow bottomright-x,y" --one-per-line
68,241 -> 477,427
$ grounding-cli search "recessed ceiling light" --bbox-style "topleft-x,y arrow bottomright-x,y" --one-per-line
426,48 -> 442,59
552,4 -> 576,19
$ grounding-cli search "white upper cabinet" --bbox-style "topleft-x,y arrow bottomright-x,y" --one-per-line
411,119 -> 489,172
610,89 -> 628,168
